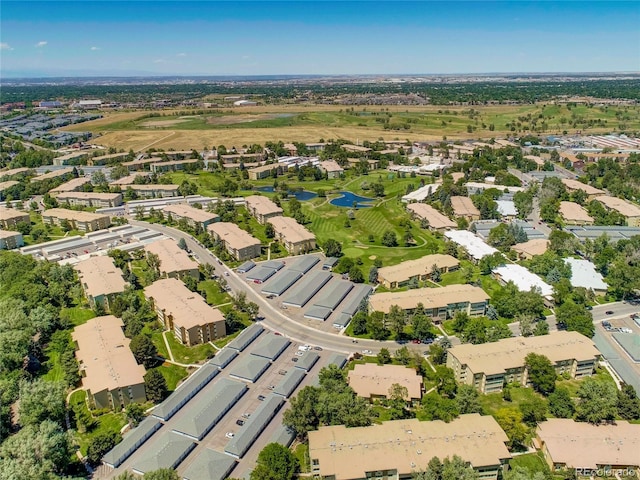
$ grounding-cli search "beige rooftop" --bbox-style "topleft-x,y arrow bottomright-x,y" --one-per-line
561,178 -> 605,196
0,181 -> 19,191
406,203 -> 456,229
121,156 -> 164,167
448,331 -> 600,376
245,195 -> 284,217
511,239 -> 549,257
56,192 -> 122,201
369,284 -> 488,313
75,256 -> 127,298
268,215 -> 315,244
378,254 -> 459,284
145,278 -> 224,330
109,173 -> 150,185
559,201 -> 594,223
207,222 -> 261,250
0,167 -> 30,179
450,196 -> 480,217
31,167 -> 75,182
162,204 -> 219,223
537,419 -> 640,469
348,364 -> 422,400
43,208 -> 109,223
596,195 -> 640,217
72,316 -> 146,393
309,414 -> 511,480
0,208 -> 29,221
49,176 -> 92,193
144,238 -> 197,275
128,184 -> 180,191
320,160 -> 344,172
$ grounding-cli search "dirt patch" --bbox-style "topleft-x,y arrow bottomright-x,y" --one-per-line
206,113 -> 294,125
140,119 -> 191,127
368,255 -> 377,260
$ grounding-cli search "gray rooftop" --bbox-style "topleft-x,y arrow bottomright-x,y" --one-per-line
339,284 -> 373,317
261,270 -> 302,296
246,266 -> 277,283
224,394 -> 284,458
237,260 -> 256,273
327,353 -> 348,369
228,355 -> 272,383
273,368 -> 306,398
181,448 -> 237,480
249,333 -> 291,360
322,257 -> 339,268
208,348 -> 239,369
312,280 -> 354,310
474,219 -> 546,241
289,255 -> 320,273
226,323 -> 264,352
171,378 -> 248,440
102,417 -> 162,468
294,351 -> 320,372
565,225 -> 640,242
333,313 -> 351,328
131,432 -> 196,475
612,333 -> 640,362
304,306 -> 332,321
282,270 -> 333,307
269,424 -> 296,448
261,260 -> 285,270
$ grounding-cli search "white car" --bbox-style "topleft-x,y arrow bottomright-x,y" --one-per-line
362,349 -> 373,355
225,432 -> 234,439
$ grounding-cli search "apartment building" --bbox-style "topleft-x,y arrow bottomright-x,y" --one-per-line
561,178 -> 605,201
595,195 -> 640,227
0,181 -> 18,200
122,156 -> 165,171
0,208 -> 29,229
319,160 -> 344,179
150,159 -> 200,173
446,331 -> 600,394
31,167 -> 75,183
56,191 -> 123,208
72,316 -> 146,410
48,176 -> 92,196
207,222 -> 262,261
348,364 -> 423,403
245,195 -> 283,224
511,239 -> 549,260
108,173 -> 150,186
309,414 -> 511,480
42,208 -> 110,232
0,167 -> 32,181
369,284 -> 489,321
406,203 -> 456,231
268,215 -> 316,255
451,196 -> 481,222
0,230 -> 24,250
144,278 -> 226,346
75,256 -> 127,310
559,201 -> 594,225
162,204 -> 219,229
220,153 -> 264,164
144,238 -> 199,279
127,184 -> 180,198
248,164 -> 282,180
377,254 -> 459,289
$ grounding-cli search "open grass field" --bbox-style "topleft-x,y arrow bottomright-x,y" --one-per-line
62,103 -> 640,152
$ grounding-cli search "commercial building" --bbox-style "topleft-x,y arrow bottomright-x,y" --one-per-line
561,178 -> 605,200
162,204 -> 219,229
377,254 -> 459,289
268,216 -> 316,254
0,208 -> 29,229
451,196 -> 481,221
511,239 -> 549,260
48,176 -> 92,196
75,256 -> 127,310
56,191 -> 123,208
207,222 -> 262,261
42,208 -> 110,232
536,419 -> 640,472
559,201 -> 594,225
348,364 -> 423,403
447,331 -> 600,393
406,203 -> 456,231
145,278 -> 226,346
0,230 -> 24,250
444,230 -> 498,262
595,195 -> 640,227
369,284 -> 489,321
127,184 -> 180,198
245,195 -> 283,224
319,160 -> 344,179
145,238 -> 199,279
309,414 -> 511,480
248,164 -> 283,180
72,316 -> 146,410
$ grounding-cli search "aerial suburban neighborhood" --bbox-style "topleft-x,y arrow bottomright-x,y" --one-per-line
1,2 -> 640,480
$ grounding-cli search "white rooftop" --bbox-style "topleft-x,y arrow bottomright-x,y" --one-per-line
444,230 -> 498,261
401,182 -> 441,202
496,200 -> 518,217
564,258 -> 608,292
493,264 -> 554,297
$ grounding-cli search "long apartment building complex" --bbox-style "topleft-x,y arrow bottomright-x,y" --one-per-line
42,208 -> 110,232
162,204 -> 219,229
30,167 -> 75,183
446,331 -> 601,394
48,176 -> 92,196
150,159 -> 200,173
56,191 -> 123,208
126,184 -> 180,198
0,208 -> 29,229
559,201 -> 594,225
244,195 -> 283,224
72,316 -> 147,410
348,364 -> 423,404
406,203 -> 457,231
450,196 -> 481,222
207,222 -> 262,261
75,256 -> 127,310
595,195 -> 640,227
267,215 -> 316,254
144,278 -> 226,346
377,254 -> 459,289
368,284 -> 489,321
144,238 -> 199,279
0,230 -> 24,250
561,178 -> 605,200
309,413 -> 512,480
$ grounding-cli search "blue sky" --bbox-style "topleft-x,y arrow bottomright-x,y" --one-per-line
1,1 -> 638,76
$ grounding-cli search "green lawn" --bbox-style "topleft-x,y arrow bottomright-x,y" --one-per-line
60,306 -> 96,327
556,367 -> 616,397
509,452 -> 555,478
479,384 -> 544,417
42,350 -> 64,382
198,280 -> 233,306
158,362 -> 189,391
293,443 -> 311,473
164,331 -> 216,364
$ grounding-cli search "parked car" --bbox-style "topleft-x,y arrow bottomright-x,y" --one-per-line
242,412 -> 251,418
278,370 -> 287,375
313,346 -> 323,351
236,419 -> 245,426
295,351 -> 304,357
291,358 -> 299,362
257,395 -> 265,401
362,349 -> 373,355
225,432 -> 234,438
605,310 -> 614,315
268,385 -> 276,390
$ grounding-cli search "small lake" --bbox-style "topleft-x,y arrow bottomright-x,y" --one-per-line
330,191 -> 375,208
256,186 -> 317,201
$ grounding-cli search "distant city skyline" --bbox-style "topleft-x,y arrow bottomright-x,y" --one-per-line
1,1 -> 639,78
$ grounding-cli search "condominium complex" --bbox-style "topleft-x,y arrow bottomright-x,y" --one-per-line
446,331 -> 600,394
406,203 -> 456,231
127,184 -> 180,198
319,160 -> 344,179
75,256 -> 127,310
247,164 -> 282,180
207,222 -> 262,261
595,195 -> 640,227
559,201 -> 594,225
244,195 -> 283,224
145,238 -> 199,279
267,215 -> 316,254
72,316 -> 147,410
0,208 -> 29,229
450,196 -> 481,222
0,230 -> 24,250
0,181 -> 18,200
49,176 -> 92,196
377,254 -> 459,289
162,204 -> 220,229
42,208 -> 111,232
30,167 -> 75,183
561,178 -> 605,200
309,414 -> 512,480
145,278 -> 226,346
368,284 -> 489,320
348,364 -> 423,403
150,159 -> 200,173
56,191 -> 123,208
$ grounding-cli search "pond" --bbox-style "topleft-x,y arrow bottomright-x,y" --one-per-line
330,191 -> 375,208
256,186 -> 317,201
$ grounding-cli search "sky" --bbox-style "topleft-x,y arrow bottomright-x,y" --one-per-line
1,1 -> 639,77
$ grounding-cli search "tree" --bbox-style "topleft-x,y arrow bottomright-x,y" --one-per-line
351,311 -> 368,335
555,301 -> 594,337
130,334 -> 158,368
519,396 -> 547,426
265,222 -> 275,239
177,238 -> 187,250
429,343 -> 447,365
455,384 -> 482,414
388,383 -> 409,419
87,430 -> 120,465
524,353 -> 556,395
548,387 -> 575,418
495,408 -> 528,450
394,346 -> 411,365
420,392 -> 459,423
505,466 -> 547,480
125,403 -> 145,427
414,455 -> 479,480
412,314 -> 433,341
576,377 -> 618,424
387,304 -> 407,338
430,264 -> 442,282
367,311 -> 389,340
434,366 -> 457,398
377,348 -> 392,364
617,384 -> 640,421
143,469 -> 180,480
349,266 -> 364,283
18,379 -> 66,427
381,230 -> 398,247
251,442 -> 299,480
144,369 -> 168,403
368,266 -> 378,284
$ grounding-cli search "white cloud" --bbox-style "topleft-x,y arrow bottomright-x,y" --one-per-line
177,52 -> 186,57
35,41 -> 47,48
1,43 -> 13,51
90,46 -> 100,51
